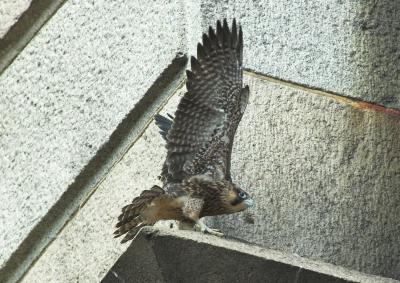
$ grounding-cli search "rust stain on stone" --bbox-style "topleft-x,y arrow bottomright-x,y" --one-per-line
352,100 -> 400,118
245,70 -> 400,120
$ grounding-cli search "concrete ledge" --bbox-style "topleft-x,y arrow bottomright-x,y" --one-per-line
102,227 -> 398,283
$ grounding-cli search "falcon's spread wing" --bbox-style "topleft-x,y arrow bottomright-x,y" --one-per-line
160,19 -> 249,186
115,19 -> 253,243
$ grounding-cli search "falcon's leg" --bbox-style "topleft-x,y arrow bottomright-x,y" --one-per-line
181,197 -> 223,236
195,218 -> 224,237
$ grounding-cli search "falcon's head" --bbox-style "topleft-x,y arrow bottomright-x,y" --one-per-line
225,184 -> 254,213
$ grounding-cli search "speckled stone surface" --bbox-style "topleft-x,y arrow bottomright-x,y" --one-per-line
212,74 -> 400,279
0,0 -> 31,38
2,1 -> 400,281
0,0 -> 186,269
20,91 -> 183,283
20,76 -> 400,281
197,0 -> 400,109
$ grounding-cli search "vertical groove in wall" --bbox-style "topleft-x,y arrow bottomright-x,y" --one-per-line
0,0 -> 67,76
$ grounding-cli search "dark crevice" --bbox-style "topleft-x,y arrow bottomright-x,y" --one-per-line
0,0 -> 67,76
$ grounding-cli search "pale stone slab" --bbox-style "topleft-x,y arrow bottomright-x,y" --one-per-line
212,74 -> 400,279
0,0 -> 186,270
20,90 -> 184,283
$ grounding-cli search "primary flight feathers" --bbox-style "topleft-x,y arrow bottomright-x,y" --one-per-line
161,18 -> 248,185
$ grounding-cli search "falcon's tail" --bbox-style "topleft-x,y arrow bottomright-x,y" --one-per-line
114,185 -> 166,243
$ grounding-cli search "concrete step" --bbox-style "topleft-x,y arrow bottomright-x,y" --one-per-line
102,227 -> 398,283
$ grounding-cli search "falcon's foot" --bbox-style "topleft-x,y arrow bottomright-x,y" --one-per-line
195,219 -> 224,237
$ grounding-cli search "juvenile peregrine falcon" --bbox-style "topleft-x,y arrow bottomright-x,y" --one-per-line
114,19 -> 253,243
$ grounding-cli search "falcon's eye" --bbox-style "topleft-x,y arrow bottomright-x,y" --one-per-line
238,191 -> 246,199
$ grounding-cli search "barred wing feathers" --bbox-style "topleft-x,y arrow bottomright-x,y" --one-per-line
162,19 -> 249,184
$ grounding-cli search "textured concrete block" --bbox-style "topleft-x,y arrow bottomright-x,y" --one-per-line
19,91 -> 184,283
3,1 -> 399,282
196,0 -> 400,108
211,74 -> 400,279
18,74 -> 400,281
102,227 -> 398,283
0,0 -> 186,271
0,0 -> 31,37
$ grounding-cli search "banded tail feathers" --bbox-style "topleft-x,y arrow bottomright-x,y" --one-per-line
114,185 -> 166,243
